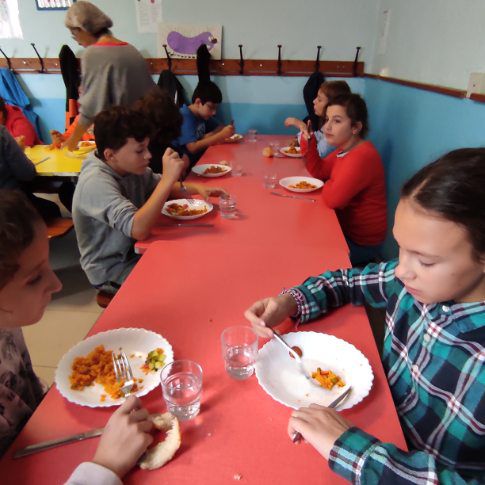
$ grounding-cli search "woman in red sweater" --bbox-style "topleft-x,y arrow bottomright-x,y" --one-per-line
305,93 -> 387,266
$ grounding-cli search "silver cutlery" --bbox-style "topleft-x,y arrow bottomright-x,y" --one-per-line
34,157 -> 51,166
112,349 -> 135,398
160,223 -> 214,228
270,191 -> 316,202
291,386 -> 353,443
272,329 -> 314,384
14,427 -> 104,458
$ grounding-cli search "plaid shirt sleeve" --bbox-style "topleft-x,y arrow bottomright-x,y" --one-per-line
329,427 -> 485,485
289,261 -> 397,323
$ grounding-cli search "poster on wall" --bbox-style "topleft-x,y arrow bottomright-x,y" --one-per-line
36,0 -> 76,10
0,0 -> 22,39
135,0 -> 163,34
158,23 -> 222,60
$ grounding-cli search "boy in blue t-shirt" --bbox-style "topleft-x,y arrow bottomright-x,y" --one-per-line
174,81 -> 234,166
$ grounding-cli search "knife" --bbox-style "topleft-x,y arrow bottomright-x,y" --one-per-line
160,223 -> 214,228
270,191 -> 316,202
34,157 -> 51,166
13,427 -> 104,458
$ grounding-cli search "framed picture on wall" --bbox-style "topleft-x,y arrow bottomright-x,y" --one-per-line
36,0 -> 76,10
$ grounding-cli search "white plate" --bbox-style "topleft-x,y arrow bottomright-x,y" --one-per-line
192,164 -> 232,178
55,328 -> 174,408
226,133 -> 243,142
162,198 -> 213,220
279,176 -> 324,193
280,146 -> 302,158
255,331 -> 373,410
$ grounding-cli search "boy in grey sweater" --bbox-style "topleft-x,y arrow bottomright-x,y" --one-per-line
72,106 -> 224,294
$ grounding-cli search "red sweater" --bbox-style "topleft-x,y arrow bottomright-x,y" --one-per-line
5,105 -> 41,146
305,137 -> 387,246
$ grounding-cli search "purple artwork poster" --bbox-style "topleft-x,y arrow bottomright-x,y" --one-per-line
158,24 -> 222,59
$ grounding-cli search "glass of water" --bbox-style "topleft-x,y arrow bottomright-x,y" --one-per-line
247,129 -> 257,142
160,359 -> 203,420
219,194 -> 237,218
221,326 -> 258,380
263,173 -> 277,189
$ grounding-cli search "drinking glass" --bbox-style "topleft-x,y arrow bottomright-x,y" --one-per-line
263,173 -> 277,189
247,129 -> 257,142
160,360 -> 203,420
221,326 -> 258,380
219,194 -> 237,218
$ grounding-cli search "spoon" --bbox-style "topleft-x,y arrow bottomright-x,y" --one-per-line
272,329 -> 314,383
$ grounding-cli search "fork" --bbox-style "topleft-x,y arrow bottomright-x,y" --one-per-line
291,386 -> 352,443
112,349 -> 135,398
179,179 -> 196,206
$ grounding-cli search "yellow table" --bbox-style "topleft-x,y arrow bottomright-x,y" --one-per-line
25,144 -> 95,177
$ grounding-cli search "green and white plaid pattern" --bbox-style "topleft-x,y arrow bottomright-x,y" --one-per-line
290,261 -> 485,484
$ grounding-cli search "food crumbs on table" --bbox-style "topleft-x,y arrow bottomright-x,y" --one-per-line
233,473 -> 242,480
207,432 -> 212,437
311,368 -> 345,390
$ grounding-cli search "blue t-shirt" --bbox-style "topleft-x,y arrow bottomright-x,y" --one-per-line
174,105 -> 219,165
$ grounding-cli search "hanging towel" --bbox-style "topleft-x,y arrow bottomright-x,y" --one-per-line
59,45 -> 81,130
0,68 -> 42,141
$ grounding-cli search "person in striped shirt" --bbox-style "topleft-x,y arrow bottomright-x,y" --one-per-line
245,148 -> 485,484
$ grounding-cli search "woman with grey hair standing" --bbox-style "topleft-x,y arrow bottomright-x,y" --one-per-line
63,1 -> 155,150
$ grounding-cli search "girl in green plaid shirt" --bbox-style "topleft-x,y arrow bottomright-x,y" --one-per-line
246,148 -> 485,484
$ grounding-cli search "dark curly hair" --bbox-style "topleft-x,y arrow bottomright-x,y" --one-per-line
0,190 -> 42,289
133,88 -> 182,147
94,106 -> 151,161
401,148 -> 485,259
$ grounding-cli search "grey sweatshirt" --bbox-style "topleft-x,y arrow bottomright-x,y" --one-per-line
79,43 -> 155,126
0,126 -> 36,189
72,153 -> 160,286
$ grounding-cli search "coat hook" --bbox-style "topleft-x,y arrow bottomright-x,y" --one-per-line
31,42 -> 45,73
238,44 -> 244,75
163,44 -> 172,71
315,45 -> 322,72
353,46 -> 361,76
0,46 -> 13,71
277,44 -> 282,76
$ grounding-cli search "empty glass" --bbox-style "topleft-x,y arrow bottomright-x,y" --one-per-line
160,359 -> 203,420
221,326 -> 258,380
230,162 -> 243,176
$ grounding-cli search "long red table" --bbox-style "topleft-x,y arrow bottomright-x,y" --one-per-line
1,136 -> 406,484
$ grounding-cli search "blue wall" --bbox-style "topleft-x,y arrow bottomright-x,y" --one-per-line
365,78 -> 485,257
11,73 -> 485,259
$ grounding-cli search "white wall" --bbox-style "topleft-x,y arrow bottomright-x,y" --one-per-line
1,0 -> 378,63
369,0 -> 485,90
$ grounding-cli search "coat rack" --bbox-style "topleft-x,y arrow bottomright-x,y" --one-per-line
0,44 -> 365,77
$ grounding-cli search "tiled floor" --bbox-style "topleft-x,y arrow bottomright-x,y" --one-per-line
23,229 -> 103,387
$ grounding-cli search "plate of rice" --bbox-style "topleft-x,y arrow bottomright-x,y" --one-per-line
55,328 -> 173,407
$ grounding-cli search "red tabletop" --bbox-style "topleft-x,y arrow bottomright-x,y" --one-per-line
1,137 -> 406,484
135,135 -> 349,255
